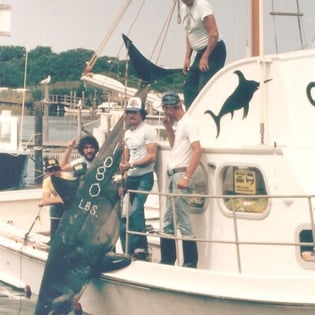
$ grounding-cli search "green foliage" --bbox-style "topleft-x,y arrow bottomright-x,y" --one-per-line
0,45 -> 184,101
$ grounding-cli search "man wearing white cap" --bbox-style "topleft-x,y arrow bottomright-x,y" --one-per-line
119,97 -> 158,260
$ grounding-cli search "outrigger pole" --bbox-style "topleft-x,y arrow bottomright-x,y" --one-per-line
83,0 -> 132,74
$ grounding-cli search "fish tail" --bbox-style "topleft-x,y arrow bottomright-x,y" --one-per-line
205,110 -> 221,138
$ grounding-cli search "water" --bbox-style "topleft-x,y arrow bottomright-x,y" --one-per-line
21,112 -> 99,188
21,112 -> 99,144
0,112 -> 98,313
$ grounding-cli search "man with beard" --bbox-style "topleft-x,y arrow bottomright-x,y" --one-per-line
119,97 -> 157,260
60,135 -> 99,176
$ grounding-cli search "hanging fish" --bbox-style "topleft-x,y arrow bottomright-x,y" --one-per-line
35,114 -> 127,315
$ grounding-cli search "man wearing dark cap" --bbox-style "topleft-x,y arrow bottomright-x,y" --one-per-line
119,97 -> 157,260
160,91 -> 201,268
39,158 -> 73,242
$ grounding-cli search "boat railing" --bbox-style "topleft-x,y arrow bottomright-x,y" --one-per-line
123,189 -> 315,271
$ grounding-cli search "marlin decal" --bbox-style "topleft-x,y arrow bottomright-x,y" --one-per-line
205,70 -> 271,138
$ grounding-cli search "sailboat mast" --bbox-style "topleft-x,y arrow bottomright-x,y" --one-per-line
251,0 -> 263,57
252,0 -> 266,144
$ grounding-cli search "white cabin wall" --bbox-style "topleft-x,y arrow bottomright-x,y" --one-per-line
188,50 -> 315,149
277,52 -> 315,146
189,59 -> 271,147
205,150 -> 313,275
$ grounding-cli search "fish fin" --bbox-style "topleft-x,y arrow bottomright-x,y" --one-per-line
95,253 -> 132,273
205,110 -> 221,138
122,34 -> 180,82
51,176 -> 79,206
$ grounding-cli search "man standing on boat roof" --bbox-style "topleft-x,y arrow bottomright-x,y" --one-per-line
59,135 -> 99,176
119,96 -> 157,261
160,91 -> 201,268
181,0 -> 226,109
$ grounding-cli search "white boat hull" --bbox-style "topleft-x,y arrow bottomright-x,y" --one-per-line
1,186 -> 315,315
81,262 -> 315,315
2,49 -> 315,314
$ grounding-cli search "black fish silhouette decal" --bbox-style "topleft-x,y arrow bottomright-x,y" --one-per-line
205,70 -> 271,138
306,82 -> 315,106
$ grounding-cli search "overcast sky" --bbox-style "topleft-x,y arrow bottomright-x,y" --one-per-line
1,0 -> 314,68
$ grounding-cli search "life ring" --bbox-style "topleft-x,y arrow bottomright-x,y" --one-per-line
306,82 -> 315,106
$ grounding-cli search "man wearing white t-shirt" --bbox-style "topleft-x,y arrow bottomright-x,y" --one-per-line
181,0 -> 226,109
119,97 -> 157,261
160,91 -> 201,268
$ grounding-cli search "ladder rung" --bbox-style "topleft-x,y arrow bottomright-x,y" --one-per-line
270,12 -> 303,17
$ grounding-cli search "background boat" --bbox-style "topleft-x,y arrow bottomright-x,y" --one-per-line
63,105 -> 96,115
0,110 -> 30,190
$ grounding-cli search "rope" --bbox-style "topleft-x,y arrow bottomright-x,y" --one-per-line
177,0 -> 181,24
108,0 -> 146,80
271,0 -> 279,54
24,206 -> 42,242
271,0 -> 305,53
116,0 -> 146,58
295,0 -> 305,48
150,0 -> 178,64
114,0 -> 178,66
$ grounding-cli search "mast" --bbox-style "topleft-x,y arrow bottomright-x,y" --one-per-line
251,0 -> 266,144
251,0 -> 263,57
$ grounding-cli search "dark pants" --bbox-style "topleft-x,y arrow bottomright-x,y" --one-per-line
50,204 -> 66,241
184,40 -> 226,109
120,172 -> 154,255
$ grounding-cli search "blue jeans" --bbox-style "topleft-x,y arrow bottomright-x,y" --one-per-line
163,172 -> 195,237
120,172 -> 154,254
184,40 -> 226,109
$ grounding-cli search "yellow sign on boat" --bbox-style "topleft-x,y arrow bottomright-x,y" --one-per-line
234,169 -> 256,194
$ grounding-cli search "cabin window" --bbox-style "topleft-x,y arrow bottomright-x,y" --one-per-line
190,164 -> 207,213
299,229 -> 315,263
221,166 -> 268,214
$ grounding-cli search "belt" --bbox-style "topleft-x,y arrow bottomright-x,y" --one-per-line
167,167 -> 187,176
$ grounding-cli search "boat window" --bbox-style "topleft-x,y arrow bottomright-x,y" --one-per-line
221,166 -> 268,214
299,229 -> 315,263
190,164 -> 207,213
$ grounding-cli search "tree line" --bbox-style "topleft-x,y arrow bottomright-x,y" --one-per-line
0,45 -> 184,104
